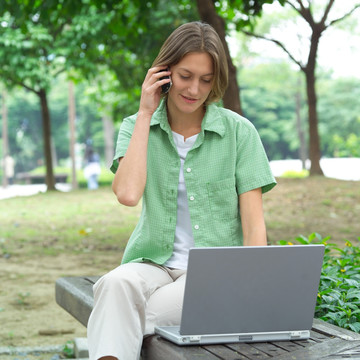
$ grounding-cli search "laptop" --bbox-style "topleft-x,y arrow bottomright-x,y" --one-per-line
155,244 -> 324,345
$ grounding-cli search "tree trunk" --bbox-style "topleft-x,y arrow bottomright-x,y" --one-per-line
305,70 -> 323,175
2,89 -> 9,187
196,0 -> 243,115
304,29 -> 323,176
102,110 -> 115,168
51,136 -> 58,167
38,89 -> 56,190
295,76 -> 307,170
68,81 -> 78,189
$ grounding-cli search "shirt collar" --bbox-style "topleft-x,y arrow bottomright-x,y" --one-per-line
150,99 -> 226,138
201,103 -> 226,137
150,99 -> 170,133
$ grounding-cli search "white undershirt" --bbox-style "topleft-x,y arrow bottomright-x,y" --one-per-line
164,131 -> 199,270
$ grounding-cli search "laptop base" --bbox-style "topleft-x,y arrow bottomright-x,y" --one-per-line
155,326 -> 310,346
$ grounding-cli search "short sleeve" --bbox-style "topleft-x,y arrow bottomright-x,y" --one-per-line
110,114 -> 137,174
235,120 -> 276,195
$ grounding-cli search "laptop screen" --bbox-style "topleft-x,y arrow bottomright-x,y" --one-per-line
180,245 -> 324,335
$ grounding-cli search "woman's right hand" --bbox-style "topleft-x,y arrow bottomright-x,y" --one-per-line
138,66 -> 171,116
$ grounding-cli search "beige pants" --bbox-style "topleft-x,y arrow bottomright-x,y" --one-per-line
87,262 -> 186,360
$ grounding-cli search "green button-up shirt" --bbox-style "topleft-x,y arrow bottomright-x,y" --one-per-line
111,100 -> 276,265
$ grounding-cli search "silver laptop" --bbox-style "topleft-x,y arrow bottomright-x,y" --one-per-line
155,244 -> 324,345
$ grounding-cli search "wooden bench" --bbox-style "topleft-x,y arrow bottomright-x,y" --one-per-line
16,172 -> 68,184
55,276 -> 360,359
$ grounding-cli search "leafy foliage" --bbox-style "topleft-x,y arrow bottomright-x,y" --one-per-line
1,0 -> 359,178
317,77 -> 360,157
0,2 -> 116,92
62,340 -> 75,359
280,233 -> 360,333
240,61 -> 306,160
29,164 -> 114,188
215,0 -> 286,30
317,240 -> 360,333
4,61 -> 360,175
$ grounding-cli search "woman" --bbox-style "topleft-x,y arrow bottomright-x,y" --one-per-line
87,21 -> 276,360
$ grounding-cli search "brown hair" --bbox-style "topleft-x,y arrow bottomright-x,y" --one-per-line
152,21 -> 228,104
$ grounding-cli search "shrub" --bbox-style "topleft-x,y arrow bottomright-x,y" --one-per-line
280,169 -> 309,178
279,233 -> 360,333
29,166 -> 113,188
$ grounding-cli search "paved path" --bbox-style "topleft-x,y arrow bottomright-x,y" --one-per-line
270,157 -> 360,181
1,158 -> 358,201
0,183 -> 71,200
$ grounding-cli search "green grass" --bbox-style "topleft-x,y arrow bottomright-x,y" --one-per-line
0,187 -> 140,258
1,180 -> 360,334
280,169 -> 309,178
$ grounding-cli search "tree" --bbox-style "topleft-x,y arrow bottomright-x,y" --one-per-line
5,0 -> 335,186
0,0 -> 139,189
241,0 -> 360,175
89,0 -> 199,118
0,1 -> 199,191
87,0 -> 287,117
317,77 -> 360,157
1,89 -> 9,187
194,0 -> 286,115
240,61 -> 304,160
0,20 -> 54,188
196,0 -> 243,114
68,81 -> 78,189
70,0 -> 284,118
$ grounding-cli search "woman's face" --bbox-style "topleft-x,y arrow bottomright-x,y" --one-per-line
167,52 -> 214,116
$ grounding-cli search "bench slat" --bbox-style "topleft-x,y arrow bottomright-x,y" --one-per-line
247,341 -> 290,357
202,343 -> 266,359
55,276 -> 360,360
142,336 -> 220,360
226,342 -> 272,359
55,276 -> 99,327
311,318 -> 360,340
275,338 -> 360,360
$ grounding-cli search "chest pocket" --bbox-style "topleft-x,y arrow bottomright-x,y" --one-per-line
207,178 -> 239,221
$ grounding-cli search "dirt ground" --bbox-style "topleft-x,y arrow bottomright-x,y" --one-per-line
0,251 -> 123,357
0,177 -> 359,357
263,177 -> 360,245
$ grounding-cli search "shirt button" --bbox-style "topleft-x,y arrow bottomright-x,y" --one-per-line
194,224 -> 199,230
189,196 -> 195,201
186,167 -> 192,173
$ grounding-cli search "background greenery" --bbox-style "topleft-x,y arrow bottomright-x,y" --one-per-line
3,65 -> 360,176
1,1 -> 360,178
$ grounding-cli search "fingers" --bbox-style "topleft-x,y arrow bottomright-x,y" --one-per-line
139,66 -> 171,115
144,66 -> 171,92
